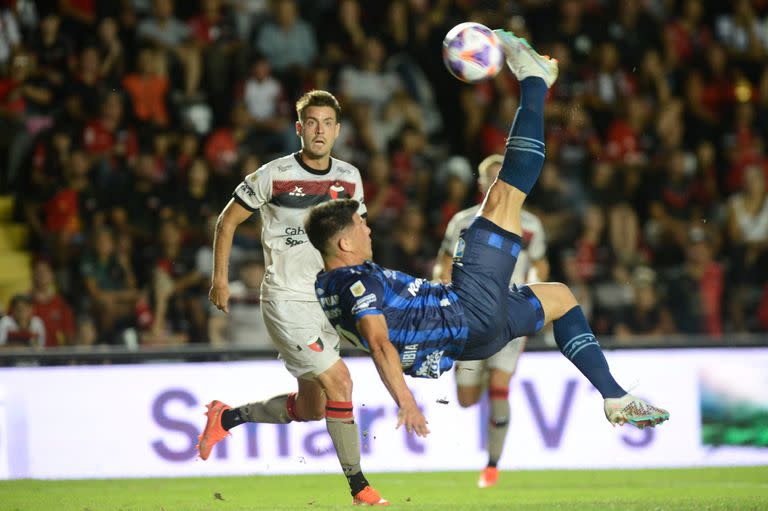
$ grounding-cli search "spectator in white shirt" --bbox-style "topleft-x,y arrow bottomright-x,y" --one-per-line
0,294 -> 46,348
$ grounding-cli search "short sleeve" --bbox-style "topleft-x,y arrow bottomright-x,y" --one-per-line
351,168 -> 368,218
339,275 -> 385,321
233,165 -> 272,211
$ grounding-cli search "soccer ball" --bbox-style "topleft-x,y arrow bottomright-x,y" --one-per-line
442,22 -> 504,83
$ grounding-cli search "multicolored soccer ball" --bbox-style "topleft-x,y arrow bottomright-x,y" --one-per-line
442,22 -> 504,83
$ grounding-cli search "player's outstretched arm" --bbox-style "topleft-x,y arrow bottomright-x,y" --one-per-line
209,199 -> 252,313
357,315 -> 430,437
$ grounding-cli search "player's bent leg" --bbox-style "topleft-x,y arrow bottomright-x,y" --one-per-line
525,283 -> 670,429
316,360 -> 388,505
293,377 -> 327,421
478,180 -> 526,236
455,359 -> 485,407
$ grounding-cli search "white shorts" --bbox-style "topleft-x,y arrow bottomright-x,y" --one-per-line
262,300 -> 341,379
455,337 -> 526,387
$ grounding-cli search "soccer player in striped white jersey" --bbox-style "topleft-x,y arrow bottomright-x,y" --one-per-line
201,90 -> 387,506
434,154 -> 549,488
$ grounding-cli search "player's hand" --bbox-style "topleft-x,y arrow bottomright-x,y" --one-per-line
396,403 -> 430,437
209,283 -> 230,313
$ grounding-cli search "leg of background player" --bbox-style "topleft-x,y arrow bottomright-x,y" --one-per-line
481,369 -> 513,488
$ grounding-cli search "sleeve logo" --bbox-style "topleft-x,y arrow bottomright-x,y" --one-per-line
350,280 -> 366,297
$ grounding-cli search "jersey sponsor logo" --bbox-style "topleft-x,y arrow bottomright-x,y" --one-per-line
284,225 -> 308,247
401,343 -> 419,369
350,280 -> 366,297
307,336 -> 324,352
351,293 -> 377,315
277,164 -> 292,172
415,350 -> 444,378
289,186 -> 305,197
407,278 -> 424,297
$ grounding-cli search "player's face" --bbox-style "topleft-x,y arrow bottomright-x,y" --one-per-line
296,106 -> 340,160
346,213 -> 372,260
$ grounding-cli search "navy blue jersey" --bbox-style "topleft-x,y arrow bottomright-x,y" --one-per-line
315,261 -> 468,378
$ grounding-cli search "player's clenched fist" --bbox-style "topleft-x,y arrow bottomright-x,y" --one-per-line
209,283 -> 230,313
397,403 -> 430,437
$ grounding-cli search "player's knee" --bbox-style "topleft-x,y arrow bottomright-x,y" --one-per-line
553,282 -> 578,317
456,388 -> 481,407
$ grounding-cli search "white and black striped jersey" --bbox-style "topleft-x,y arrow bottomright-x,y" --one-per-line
233,152 -> 366,301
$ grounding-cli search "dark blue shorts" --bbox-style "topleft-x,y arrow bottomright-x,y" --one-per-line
451,217 -> 545,361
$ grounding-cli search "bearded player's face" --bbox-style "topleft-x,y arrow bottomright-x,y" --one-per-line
296,106 -> 340,159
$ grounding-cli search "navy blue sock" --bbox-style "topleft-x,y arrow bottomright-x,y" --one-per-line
498,77 -> 548,194
553,306 -> 626,399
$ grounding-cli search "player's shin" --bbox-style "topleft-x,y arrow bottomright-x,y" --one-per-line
487,387 -> 510,468
553,306 -> 626,399
498,77 -> 547,194
222,392 -> 300,428
325,400 -> 369,496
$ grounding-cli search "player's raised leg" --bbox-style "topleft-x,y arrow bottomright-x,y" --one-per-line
523,282 -> 669,428
476,31 -> 557,235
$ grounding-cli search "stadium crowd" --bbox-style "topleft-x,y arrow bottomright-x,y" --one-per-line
2,0 -> 768,349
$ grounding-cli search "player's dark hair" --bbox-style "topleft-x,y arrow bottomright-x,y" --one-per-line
296,90 -> 341,121
305,199 -> 359,257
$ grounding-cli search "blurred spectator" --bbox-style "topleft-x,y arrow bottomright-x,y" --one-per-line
30,258 -> 76,347
111,153 -> 171,245
97,18 -> 125,83
338,36 -> 402,114
0,6 -> 20,71
255,0 -> 317,96
68,45 -> 108,120
83,91 -> 138,187
0,49 -> 54,191
319,0 -> 366,64
241,55 -> 294,156
147,220 -> 206,344
122,47 -> 170,128
138,0 -> 202,100
362,152 -> 406,231
188,0 -> 243,121
715,0 -> 767,60
29,12 -> 74,90
204,102 -> 253,175
614,267 -> 676,340
665,227 -> 724,336
80,227 -> 140,344
207,257 -> 271,347
171,158 -> 217,243
727,164 -> 768,331
0,295 -> 45,349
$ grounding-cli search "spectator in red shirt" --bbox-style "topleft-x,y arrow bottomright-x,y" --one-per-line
0,294 -> 46,349
30,258 -> 75,347
83,91 -> 138,186
204,102 -> 251,175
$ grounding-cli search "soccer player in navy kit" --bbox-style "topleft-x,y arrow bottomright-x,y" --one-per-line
305,32 -> 669,438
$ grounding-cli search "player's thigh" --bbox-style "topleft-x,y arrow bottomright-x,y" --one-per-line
486,337 -> 526,384
502,286 -> 545,342
478,180 -> 525,235
262,300 -> 342,379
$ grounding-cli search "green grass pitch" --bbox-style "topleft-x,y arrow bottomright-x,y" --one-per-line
2,467 -> 767,511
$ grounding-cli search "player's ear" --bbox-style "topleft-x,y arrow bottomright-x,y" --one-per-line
295,120 -> 303,137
